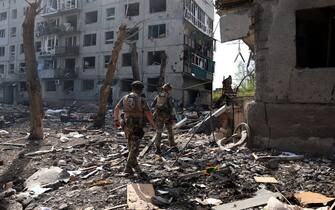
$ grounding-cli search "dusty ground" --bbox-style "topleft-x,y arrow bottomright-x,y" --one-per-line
0,105 -> 334,210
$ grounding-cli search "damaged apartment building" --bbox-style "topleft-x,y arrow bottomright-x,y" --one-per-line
217,0 -> 335,155
0,0 -> 215,106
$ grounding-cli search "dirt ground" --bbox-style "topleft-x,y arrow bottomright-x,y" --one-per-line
0,105 -> 334,210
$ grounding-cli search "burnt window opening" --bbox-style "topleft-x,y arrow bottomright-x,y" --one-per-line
148,51 -> 165,65
147,77 -> 160,92
122,53 -> 132,66
64,80 -> 74,92
83,56 -> 95,69
85,11 -> 98,24
125,3 -> 139,17
121,79 -> 133,92
82,79 -> 94,91
296,7 -> 335,68
46,80 -> 56,92
150,0 -> 166,13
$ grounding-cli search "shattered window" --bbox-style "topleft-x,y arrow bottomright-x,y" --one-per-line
121,79 -> 133,92
35,41 -> 42,52
147,77 -> 160,92
20,81 -> 27,92
46,81 -> 56,92
0,29 -> 5,38
83,33 -> 96,46
148,24 -> 166,39
104,55 -> 111,68
0,12 -> 7,21
10,27 -> 16,38
150,0 -> 166,13
105,31 -> 114,44
127,27 -> 139,41
0,64 -> 4,74
296,7 -> 335,68
147,51 -> 165,65
122,53 -> 132,67
19,63 -> 25,73
85,11 -> 98,24
0,47 -> 5,57
106,8 -> 115,20
125,3 -> 139,17
83,56 -> 95,69
9,64 -> 14,73
63,80 -> 74,92
82,80 -> 94,91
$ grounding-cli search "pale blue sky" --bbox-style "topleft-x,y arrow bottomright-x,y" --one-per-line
213,13 -> 250,89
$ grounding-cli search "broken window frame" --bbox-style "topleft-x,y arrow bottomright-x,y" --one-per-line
83,33 -> 97,47
122,53 -> 132,67
104,55 -> 111,68
0,47 -> 5,57
10,27 -> 16,38
0,12 -> 7,21
0,29 -> 5,38
63,80 -> 74,92
9,64 -> 15,74
20,81 -> 27,92
148,24 -> 166,39
0,64 -> 5,74
46,80 -> 57,92
147,77 -> 160,92
19,63 -> 25,73
149,0 -> 166,13
296,7 -> 335,68
82,79 -> 94,91
105,31 -> 114,44
11,9 -> 17,19
9,45 -> 15,56
106,7 -> 116,20
147,51 -> 165,66
125,2 -> 140,17
85,11 -> 98,24
83,56 -> 96,69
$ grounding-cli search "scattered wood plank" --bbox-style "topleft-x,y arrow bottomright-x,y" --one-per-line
139,134 -> 156,158
24,146 -> 55,157
294,192 -> 335,207
104,204 -> 128,210
213,189 -> 281,210
127,184 -> 159,210
252,153 -> 304,162
0,143 -> 26,147
254,176 -> 279,184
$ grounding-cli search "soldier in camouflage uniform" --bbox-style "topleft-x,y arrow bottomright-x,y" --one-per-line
152,83 -> 177,154
114,81 -> 156,176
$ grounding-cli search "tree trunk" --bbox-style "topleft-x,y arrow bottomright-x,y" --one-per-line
22,0 -> 44,140
94,24 -> 127,128
130,42 -> 140,81
158,52 -> 167,91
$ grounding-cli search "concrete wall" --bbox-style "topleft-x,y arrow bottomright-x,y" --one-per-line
247,0 -> 335,155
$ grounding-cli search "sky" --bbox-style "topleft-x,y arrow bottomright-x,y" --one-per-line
213,13 -> 250,89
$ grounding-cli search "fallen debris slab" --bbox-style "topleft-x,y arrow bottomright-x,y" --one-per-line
213,189 -> 282,210
294,192 -> 335,207
127,184 -> 159,210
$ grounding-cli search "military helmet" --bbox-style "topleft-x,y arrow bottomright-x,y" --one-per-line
162,83 -> 172,90
131,80 -> 144,89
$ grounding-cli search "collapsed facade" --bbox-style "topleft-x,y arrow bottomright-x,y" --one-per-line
0,0 -> 215,106
217,0 -> 335,155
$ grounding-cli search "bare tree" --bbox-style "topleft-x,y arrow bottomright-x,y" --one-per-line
22,0 -> 44,140
93,24 -> 127,128
158,52 -> 167,91
129,42 -> 140,81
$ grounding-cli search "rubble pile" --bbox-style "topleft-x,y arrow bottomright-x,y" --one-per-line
0,105 -> 334,210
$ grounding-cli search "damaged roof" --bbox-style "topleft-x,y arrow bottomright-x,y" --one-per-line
215,0 -> 253,11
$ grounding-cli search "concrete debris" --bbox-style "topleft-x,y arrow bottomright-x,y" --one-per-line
264,197 -> 330,210
0,129 -> 10,137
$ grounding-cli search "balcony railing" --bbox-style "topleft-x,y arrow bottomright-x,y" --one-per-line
36,23 -> 79,37
55,46 -> 79,56
191,64 -> 213,81
41,0 -> 79,16
184,9 -> 213,37
56,68 -> 79,79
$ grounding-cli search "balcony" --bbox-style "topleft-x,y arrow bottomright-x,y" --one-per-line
55,46 -> 79,56
36,23 -> 79,37
184,9 -> 213,37
191,65 -> 213,81
38,69 -> 55,79
56,68 -> 79,79
41,0 -> 79,17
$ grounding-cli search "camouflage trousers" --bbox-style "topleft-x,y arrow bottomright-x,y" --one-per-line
124,125 -> 144,172
155,117 -> 175,150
